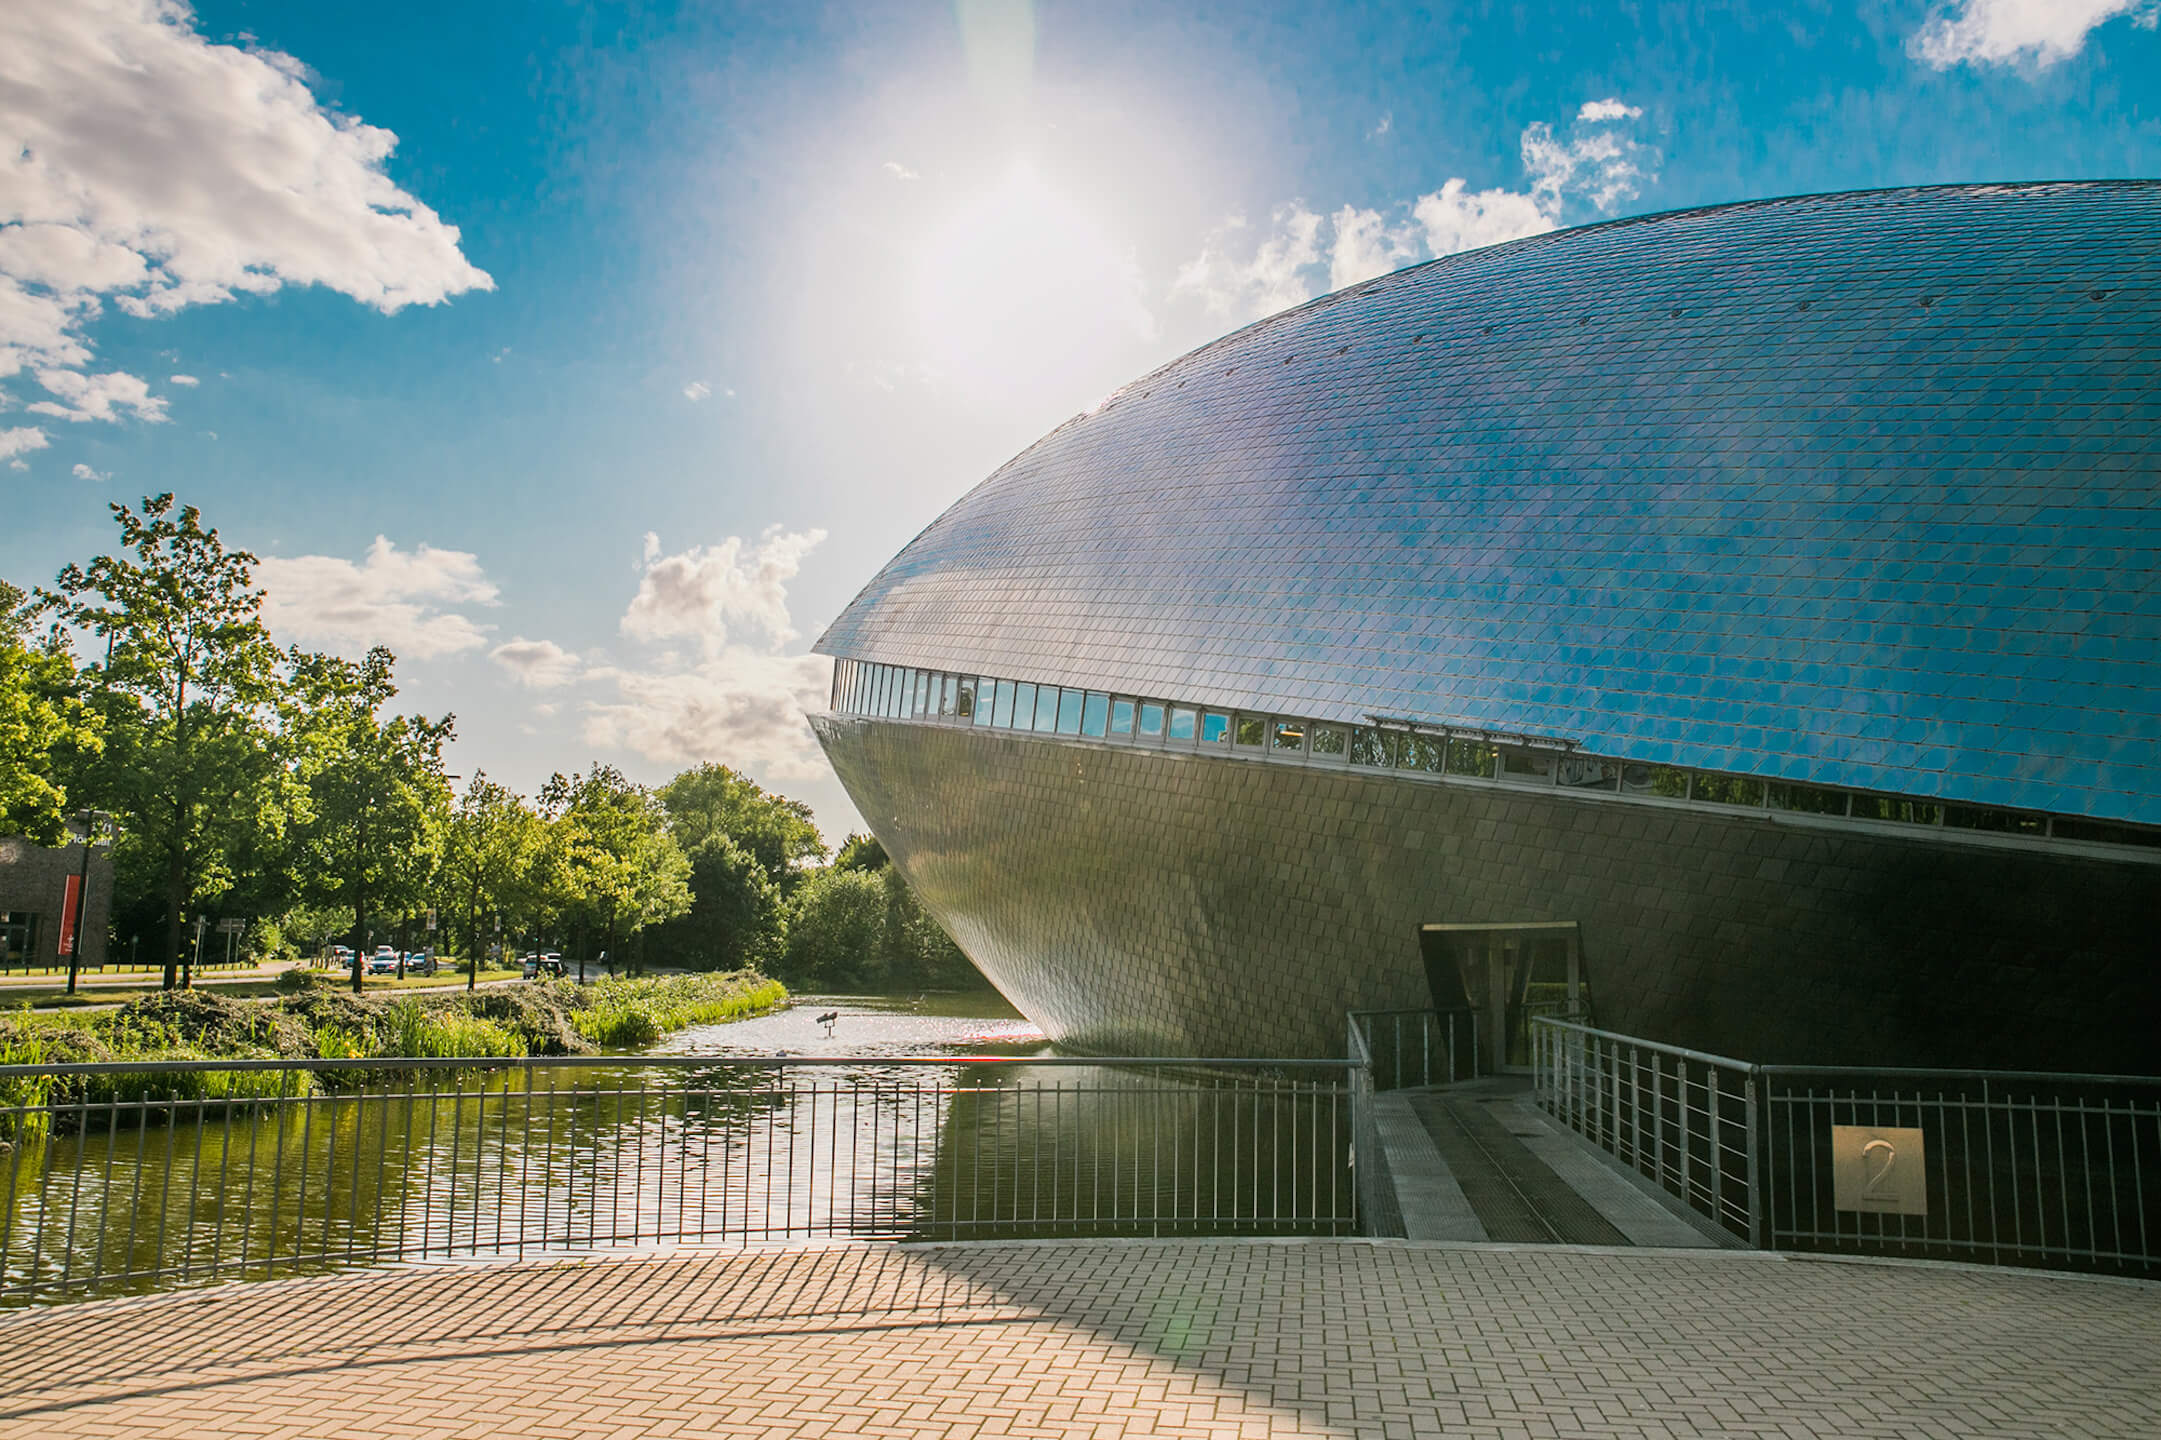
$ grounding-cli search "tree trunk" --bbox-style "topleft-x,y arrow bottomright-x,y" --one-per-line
161,843 -> 186,991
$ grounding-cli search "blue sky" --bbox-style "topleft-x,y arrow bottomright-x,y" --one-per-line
4,0 -> 2157,841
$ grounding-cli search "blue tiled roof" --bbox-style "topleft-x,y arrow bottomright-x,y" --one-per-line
815,183 -> 2161,825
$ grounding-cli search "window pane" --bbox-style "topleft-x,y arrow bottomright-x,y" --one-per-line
1620,763 -> 1689,798
1201,711 -> 1230,744
993,679 -> 1016,728
1012,682 -> 1036,728
957,677 -> 976,720
1397,735 -> 1443,773
1110,698 -> 1135,735
1556,757 -> 1618,790
1441,738 -> 1490,777
1272,720 -> 1306,753
1349,727 -> 1391,766
1056,688 -> 1083,734
2053,817 -> 2161,848
1168,706 -> 1196,741
1500,747 -> 1553,782
914,670 -> 931,717
876,665 -> 891,716
940,674 -> 957,717
1140,702 -> 1166,738
906,669 -> 923,719
1768,782 -> 1846,815
1234,715 -> 1265,747
1311,726 -> 1346,757
1032,684 -> 1058,732
1082,691 -> 1109,737
1943,804 -> 2041,834
1856,795 -> 1940,825
1694,774 -> 1764,807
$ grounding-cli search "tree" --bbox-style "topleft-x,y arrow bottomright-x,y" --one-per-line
781,866 -> 889,989
658,764 -> 827,893
648,832 -> 784,973
43,496 -> 284,987
0,580 -> 102,847
541,764 -> 691,980
439,773 -> 547,988
832,832 -> 886,873
284,645 -> 454,992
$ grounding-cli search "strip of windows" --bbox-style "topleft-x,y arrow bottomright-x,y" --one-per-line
825,658 -> 2160,854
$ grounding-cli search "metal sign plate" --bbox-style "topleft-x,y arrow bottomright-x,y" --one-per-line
1831,1125 -> 1928,1216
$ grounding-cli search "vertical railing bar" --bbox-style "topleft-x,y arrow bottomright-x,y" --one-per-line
232,1088 -> 262,1281
181,1092 -> 210,1281
126,1084 -> 156,1282
57,1088 -> 93,1292
86,1095 -> 120,1290
289,1083 -> 314,1276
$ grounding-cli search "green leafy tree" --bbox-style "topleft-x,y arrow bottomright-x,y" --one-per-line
285,645 -> 454,992
439,773 -> 547,987
43,496 -> 284,986
658,764 -> 827,893
831,831 -> 886,872
648,832 -> 784,973
541,764 -> 691,980
781,866 -> 889,989
0,580 -> 102,846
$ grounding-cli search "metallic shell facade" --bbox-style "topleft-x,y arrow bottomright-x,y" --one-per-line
818,183 -> 2161,827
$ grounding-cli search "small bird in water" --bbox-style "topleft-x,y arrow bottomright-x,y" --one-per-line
816,1010 -> 839,1035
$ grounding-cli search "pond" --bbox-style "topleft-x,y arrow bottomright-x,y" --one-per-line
0,991 -> 1354,1307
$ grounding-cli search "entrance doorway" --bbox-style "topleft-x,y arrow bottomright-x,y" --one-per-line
1417,923 -> 1590,1073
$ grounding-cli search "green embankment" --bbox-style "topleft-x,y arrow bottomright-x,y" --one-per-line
0,971 -> 790,1136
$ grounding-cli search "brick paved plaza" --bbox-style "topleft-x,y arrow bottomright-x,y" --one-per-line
0,1240 -> 2152,1438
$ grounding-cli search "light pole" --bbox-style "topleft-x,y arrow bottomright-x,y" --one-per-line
64,810 -> 113,997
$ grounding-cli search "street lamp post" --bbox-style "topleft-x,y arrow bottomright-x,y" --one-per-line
64,810 -> 112,997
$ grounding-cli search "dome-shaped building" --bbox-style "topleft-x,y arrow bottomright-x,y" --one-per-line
812,182 -> 2161,1072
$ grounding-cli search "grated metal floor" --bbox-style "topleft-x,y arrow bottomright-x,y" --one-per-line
1406,1091 -> 1632,1246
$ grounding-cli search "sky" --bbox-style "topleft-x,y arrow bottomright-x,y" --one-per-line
3,0 -> 2157,845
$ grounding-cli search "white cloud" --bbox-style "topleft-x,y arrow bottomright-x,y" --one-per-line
1520,117 -> 1656,214
582,650 -> 835,781
71,462 -> 109,483
169,373 -> 198,386
1367,112 -> 1393,139
1171,205 -> 1325,320
256,536 -> 499,660
0,426 -> 48,468
25,369 -> 167,423
682,380 -> 712,402
1328,204 -> 1420,290
1411,180 -> 1556,257
490,636 -> 581,688
1911,0 -> 2156,67
883,161 -> 920,181
621,527 -> 827,654
0,0 -> 490,411
1171,103 -> 1654,323
586,526 -> 834,780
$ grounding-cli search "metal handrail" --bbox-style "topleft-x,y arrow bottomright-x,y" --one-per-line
1530,1016 -> 1755,1075
0,1054 -> 1355,1079
1,1049 -> 1358,1307
1529,1016 -> 2161,1277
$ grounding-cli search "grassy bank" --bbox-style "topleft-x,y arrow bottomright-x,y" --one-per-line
0,971 -> 790,1132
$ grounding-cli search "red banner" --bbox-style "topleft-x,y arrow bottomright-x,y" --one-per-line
57,874 -> 81,957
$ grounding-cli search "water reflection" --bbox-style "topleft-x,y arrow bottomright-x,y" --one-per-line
2,993 -> 1351,1307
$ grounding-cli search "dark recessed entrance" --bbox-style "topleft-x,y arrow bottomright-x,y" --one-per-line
1417,922 -> 1590,1073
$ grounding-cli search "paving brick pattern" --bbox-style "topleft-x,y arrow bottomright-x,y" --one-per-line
0,1240 -> 2151,1438
815,716 -> 2158,1070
